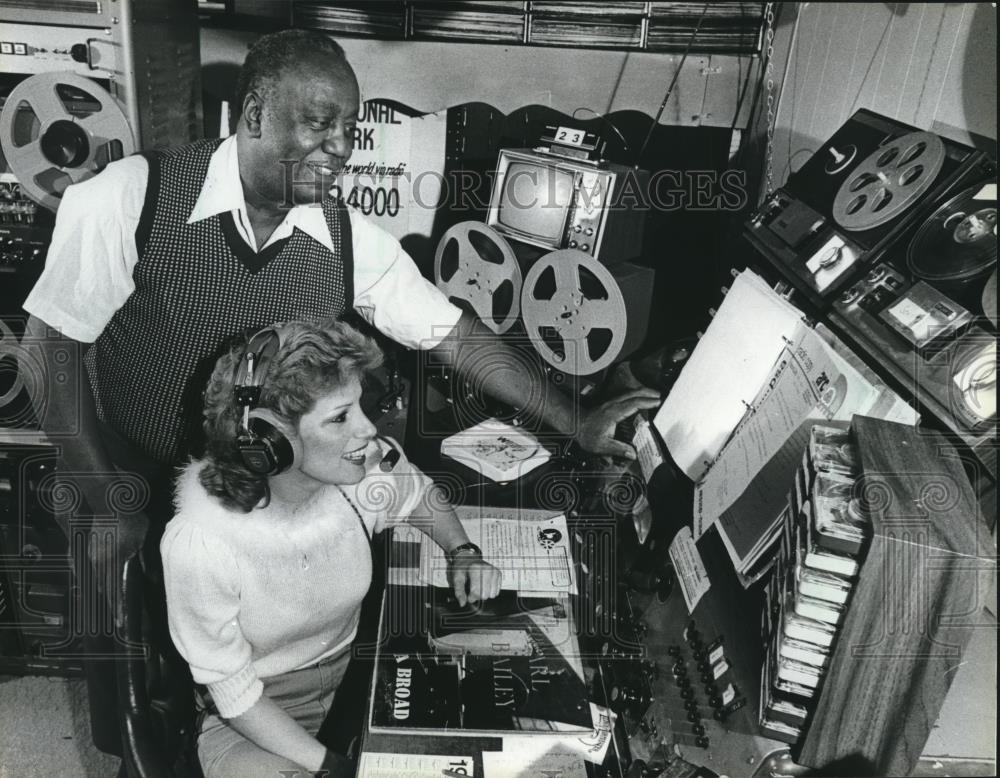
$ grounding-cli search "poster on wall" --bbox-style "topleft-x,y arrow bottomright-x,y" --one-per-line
336,101 -> 446,243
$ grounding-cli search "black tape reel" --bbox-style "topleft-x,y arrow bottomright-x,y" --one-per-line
434,221 -> 523,334
832,131 -> 945,231
0,320 -> 41,426
0,71 -> 136,211
520,249 -> 628,376
907,181 -> 997,283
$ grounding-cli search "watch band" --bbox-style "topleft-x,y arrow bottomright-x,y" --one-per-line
446,541 -> 483,565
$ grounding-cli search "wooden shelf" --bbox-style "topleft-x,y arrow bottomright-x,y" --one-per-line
794,416 -> 993,775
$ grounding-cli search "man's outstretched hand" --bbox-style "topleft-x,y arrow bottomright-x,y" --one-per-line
575,388 -> 662,459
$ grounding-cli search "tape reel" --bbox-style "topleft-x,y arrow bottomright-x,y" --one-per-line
520,249 -> 629,376
832,131 -> 945,231
0,320 -> 41,427
0,71 -> 135,211
434,221 -> 523,334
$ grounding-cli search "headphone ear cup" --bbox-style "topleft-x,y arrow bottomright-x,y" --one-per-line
240,418 -> 295,475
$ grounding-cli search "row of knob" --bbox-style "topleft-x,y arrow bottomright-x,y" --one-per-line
0,201 -> 39,225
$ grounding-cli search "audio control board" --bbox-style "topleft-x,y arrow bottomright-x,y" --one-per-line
606,588 -> 784,778
0,22 -> 121,79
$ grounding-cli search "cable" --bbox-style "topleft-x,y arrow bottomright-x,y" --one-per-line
634,3 -> 712,168
571,106 -> 632,158
729,3 -> 756,138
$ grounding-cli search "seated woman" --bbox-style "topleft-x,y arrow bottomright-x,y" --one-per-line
161,318 -> 501,777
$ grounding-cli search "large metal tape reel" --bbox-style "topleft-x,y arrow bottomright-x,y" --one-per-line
434,221 -> 522,334
521,249 -> 628,376
832,131 -> 945,231
0,71 -> 135,211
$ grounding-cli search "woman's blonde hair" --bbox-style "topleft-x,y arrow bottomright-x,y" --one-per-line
198,317 -> 382,511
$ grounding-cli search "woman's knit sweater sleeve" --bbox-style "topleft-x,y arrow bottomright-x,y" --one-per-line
161,518 -> 262,718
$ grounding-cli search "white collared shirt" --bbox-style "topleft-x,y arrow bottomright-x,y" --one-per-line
24,135 -> 461,349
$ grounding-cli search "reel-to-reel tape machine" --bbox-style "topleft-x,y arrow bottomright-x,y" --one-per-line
433,220 -> 654,380
745,108 -> 996,446
745,109 -> 995,308
830,179 -> 997,436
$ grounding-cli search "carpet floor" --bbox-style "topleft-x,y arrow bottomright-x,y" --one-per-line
0,674 -> 120,778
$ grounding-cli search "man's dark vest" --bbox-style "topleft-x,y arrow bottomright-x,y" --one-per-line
90,138 -> 353,464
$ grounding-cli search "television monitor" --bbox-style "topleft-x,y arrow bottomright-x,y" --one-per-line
486,148 -> 647,264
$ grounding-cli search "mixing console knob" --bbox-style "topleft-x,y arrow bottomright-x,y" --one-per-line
609,684 -> 644,713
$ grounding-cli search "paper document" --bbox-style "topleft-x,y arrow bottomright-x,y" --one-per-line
503,703 -> 617,765
692,312 -> 916,544
483,750 -> 587,778
650,270 -> 918,587
358,753 -> 474,778
632,417 -> 664,483
693,321 -> 836,538
653,270 -> 803,481
420,510 -> 577,595
441,418 -> 551,482
669,526 -> 710,613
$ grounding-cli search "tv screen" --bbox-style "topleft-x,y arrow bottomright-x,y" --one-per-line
496,161 -> 575,245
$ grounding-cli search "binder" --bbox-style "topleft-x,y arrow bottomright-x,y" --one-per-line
652,269 -> 916,582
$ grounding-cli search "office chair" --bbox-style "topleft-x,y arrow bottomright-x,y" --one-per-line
116,549 -> 203,778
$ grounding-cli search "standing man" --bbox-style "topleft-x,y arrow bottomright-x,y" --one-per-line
21,28 -> 658,758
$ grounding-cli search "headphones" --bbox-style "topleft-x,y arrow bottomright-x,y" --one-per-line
233,325 -> 295,476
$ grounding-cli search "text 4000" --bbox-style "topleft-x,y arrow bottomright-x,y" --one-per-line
330,185 -> 401,217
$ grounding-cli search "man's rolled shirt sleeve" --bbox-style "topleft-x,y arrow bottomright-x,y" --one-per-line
349,211 -> 462,350
22,155 -> 147,342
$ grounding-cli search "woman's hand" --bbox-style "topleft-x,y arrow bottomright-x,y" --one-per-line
448,556 -> 502,606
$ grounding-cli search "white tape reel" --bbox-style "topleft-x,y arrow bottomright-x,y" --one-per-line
0,71 -> 135,211
832,131 -> 945,231
520,249 -> 628,376
434,221 -> 523,334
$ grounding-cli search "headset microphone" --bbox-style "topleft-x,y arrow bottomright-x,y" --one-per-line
233,326 -> 295,475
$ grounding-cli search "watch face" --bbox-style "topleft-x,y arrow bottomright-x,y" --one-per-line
449,543 -> 482,563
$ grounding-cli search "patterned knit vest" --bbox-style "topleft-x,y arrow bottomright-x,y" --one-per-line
91,139 -> 352,464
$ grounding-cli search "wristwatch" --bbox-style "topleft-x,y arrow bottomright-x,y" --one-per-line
446,542 -> 483,565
